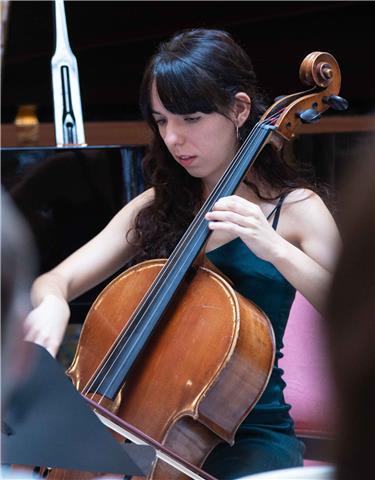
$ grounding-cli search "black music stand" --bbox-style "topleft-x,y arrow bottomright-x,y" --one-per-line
1,342 -> 155,476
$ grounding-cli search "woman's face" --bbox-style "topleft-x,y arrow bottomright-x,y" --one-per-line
151,83 -> 238,189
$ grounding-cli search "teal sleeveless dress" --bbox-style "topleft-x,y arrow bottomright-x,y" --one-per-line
203,196 -> 305,479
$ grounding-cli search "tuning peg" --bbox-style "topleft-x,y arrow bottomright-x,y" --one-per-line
323,95 -> 349,111
298,108 -> 322,124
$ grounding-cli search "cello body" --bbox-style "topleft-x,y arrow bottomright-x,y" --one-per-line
66,259 -> 275,479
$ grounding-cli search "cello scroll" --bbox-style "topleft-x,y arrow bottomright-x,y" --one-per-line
262,51 -> 348,140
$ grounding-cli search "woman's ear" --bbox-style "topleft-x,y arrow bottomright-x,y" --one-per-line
233,92 -> 251,127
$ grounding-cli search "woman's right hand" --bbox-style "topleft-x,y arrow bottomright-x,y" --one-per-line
23,294 -> 71,357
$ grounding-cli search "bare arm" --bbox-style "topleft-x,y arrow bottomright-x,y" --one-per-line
271,192 -> 341,311
24,188 -> 154,356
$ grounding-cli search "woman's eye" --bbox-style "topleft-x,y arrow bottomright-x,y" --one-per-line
155,118 -> 166,126
184,116 -> 201,123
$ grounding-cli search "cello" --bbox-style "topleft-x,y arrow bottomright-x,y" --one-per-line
41,51 -> 347,479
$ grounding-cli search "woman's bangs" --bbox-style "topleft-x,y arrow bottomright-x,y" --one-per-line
154,59 -> 217,115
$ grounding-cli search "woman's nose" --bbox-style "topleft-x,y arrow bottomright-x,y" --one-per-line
164,124 -> 184,146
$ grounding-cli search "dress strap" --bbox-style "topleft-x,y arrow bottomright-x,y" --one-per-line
266,194 -> 287,230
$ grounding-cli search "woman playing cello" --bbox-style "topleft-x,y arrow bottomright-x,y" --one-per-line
24,29 -> 341,479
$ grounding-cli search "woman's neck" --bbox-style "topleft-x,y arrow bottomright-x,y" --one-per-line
243,172 -> 281,200
201,176 -> 277,207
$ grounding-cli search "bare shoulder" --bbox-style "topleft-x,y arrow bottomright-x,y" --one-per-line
281,188 -> 336,244
122,187 -> 155,213
111,188 -> 155,226
283,188 -> 328,214
132,187 -> 155,205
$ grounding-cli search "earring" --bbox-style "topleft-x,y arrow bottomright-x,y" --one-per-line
235,124 -> 240,142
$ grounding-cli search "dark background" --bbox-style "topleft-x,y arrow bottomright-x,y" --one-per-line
2,1 -> 374,123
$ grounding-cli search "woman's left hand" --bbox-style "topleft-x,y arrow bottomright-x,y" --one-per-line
205,195 -> 285,262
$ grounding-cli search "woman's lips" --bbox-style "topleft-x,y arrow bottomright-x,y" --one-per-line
177,155 -> 197,167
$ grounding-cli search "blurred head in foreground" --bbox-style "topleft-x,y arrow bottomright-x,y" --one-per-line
1,188 -> 38,408
325,139 -> 375,480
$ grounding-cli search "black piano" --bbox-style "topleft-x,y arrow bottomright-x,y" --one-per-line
1,144 -> 146,328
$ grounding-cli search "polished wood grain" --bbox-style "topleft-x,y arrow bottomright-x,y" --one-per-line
64,259 -> 275,479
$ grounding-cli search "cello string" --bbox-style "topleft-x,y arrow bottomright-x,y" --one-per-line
83,105 -> 287,401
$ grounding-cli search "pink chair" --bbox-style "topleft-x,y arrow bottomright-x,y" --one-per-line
280,292 -> 336,465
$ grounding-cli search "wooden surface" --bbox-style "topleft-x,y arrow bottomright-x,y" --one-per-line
1,116 -> 374,148
1,121 -> 153,147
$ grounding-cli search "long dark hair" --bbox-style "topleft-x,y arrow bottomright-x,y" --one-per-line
130,28 -> 318,262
